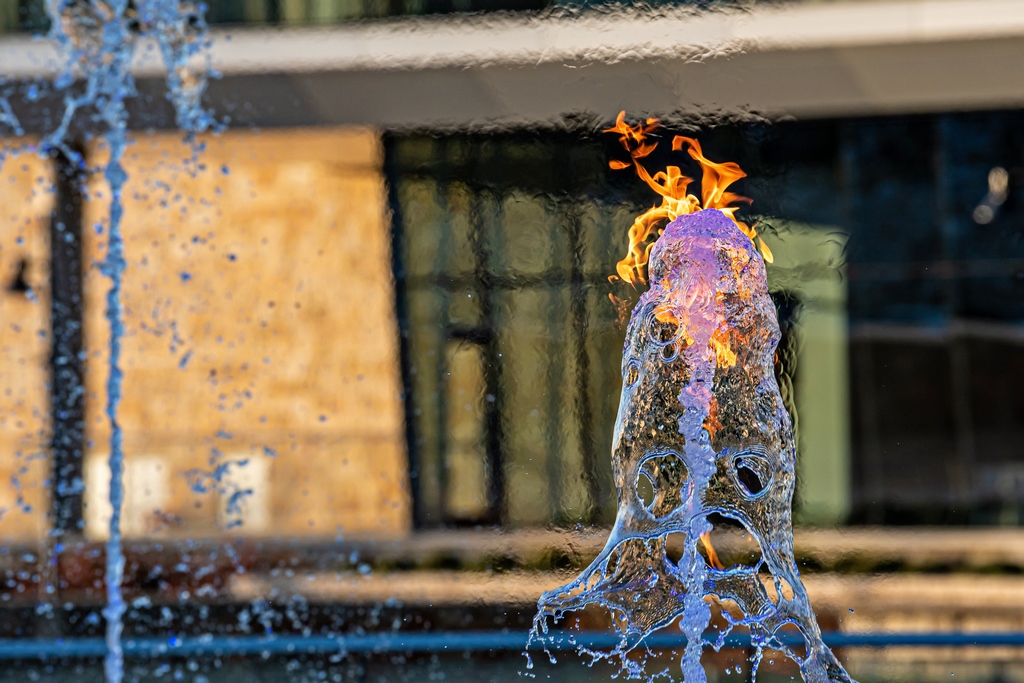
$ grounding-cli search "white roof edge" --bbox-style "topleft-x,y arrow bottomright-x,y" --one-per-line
3,0 -> 1024,79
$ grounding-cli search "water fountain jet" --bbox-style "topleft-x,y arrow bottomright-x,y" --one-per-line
531,114 -> 855,683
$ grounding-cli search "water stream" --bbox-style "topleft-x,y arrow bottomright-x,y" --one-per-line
16,2 -> 216,680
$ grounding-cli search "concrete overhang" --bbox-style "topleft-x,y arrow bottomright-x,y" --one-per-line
3,0 -> 1024,130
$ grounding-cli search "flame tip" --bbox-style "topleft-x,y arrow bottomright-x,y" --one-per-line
609,112 -> 756,284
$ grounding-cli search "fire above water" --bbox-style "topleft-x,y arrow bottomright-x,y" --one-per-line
604,110 -> 773,287
528,115 -> 855,683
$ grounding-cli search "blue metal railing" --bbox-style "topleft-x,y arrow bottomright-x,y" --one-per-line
3,631 -> 1024,660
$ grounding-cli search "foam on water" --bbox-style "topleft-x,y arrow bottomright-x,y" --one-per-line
531,209 -> 855,683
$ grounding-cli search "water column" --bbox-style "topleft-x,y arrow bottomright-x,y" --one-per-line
532,117 -> 855,682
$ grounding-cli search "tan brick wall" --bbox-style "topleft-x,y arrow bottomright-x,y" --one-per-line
76,127 -> 410,540
0,145 -> 53,542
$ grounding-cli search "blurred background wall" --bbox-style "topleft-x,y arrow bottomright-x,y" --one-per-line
1,0 -> 1024,540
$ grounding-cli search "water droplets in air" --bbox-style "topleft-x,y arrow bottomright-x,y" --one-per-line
0,1 -> 219,681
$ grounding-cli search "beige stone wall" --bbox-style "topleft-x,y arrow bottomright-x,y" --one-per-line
0,145 -> 53,543
68,127 -> 410,540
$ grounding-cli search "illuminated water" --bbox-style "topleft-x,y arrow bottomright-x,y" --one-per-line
532,209 -> 853,682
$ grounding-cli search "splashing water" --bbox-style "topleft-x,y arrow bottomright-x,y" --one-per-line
530,114 -> 853,682
530,208 -> 855,682
18,2 -> 217,681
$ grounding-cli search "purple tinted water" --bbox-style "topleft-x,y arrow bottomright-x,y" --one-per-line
531,210 -> 854,683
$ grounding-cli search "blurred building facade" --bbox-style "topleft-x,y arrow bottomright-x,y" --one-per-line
0,128 -> 411,542
0,0 -> 1023,545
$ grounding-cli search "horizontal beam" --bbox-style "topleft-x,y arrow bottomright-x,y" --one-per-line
4,0 -> 1024,129
6,0 -> 1024,77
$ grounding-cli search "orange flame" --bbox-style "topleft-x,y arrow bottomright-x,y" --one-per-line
709,327 -> 738,368
604,111 -> 773,287
703,395 -> 724,439
700,531 -> 725,570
